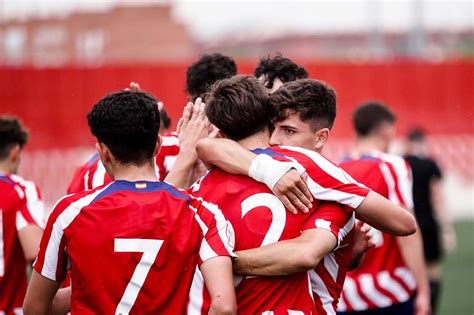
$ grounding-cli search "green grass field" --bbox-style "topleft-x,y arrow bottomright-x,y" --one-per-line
438,221 -> 474,315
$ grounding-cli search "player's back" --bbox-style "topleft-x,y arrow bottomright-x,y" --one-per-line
0,174 -> 43,313
337,152 -> 416,312
190,166 -> 316,314
35,180 -> 230,314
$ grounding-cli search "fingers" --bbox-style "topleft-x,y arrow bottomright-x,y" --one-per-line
289,184 -> 312,212
276,193 -> 297,215
157,101 -> 164,111
129,82 -> 141,91
176,118 -> 184,135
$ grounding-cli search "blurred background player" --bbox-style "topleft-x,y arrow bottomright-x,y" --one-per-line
254,54 -> 308,93
0,116 -> 45,314
23,90 -> 236,314
405,128 -> 456,314
336,102 -> 430,315
185,53 -> 237,102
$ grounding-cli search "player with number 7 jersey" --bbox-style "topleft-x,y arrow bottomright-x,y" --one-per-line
33,180 -> 235,314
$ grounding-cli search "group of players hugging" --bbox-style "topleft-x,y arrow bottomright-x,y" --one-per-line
1,54 -> 445,315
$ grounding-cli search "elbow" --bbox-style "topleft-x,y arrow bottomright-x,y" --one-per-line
210,300 -> 237,315
396,211 -> 417,236
196,138 -> 213,163
299,252 -> 322,271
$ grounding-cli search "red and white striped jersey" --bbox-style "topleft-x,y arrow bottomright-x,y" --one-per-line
337,151 -> 416,312
34,180 -> 234,314
306,202 -> 355,315
67,133 -> 180,194
0,173 -> 44,314
187,146 -> 368,315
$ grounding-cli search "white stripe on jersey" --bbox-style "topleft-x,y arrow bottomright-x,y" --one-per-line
341,277 -> 368,311
377,271 -> 410,302
379,162 -> 400,206
324,254 -> 339,283
16,211 -> 28,231
307,176 -> 365,209
164,155 -> 178,173
382,154 -> 414,209
42,185 -> 110,281
281,146 -> 365,186
84,169 -> 90,190
309,270 -> 336,315
337,294 -> 347,312
92,160 -> 107,189
394,267 -> 417,290
162,135 -> 179,146
187,267 -> 205,314
10,174 -> 45,228
199,238 -> 218,263
359,274 -> 392,308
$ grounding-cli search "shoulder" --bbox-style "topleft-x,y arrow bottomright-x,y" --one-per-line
7,174 -> 41,199
379,153 -> 411,173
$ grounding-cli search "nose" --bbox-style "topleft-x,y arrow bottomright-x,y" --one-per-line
269,133 -> 282,146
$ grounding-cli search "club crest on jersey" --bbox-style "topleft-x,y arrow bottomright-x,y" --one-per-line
135,182 -> 147,189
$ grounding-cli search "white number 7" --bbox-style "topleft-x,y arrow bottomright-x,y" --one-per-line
114,238 -> 164,314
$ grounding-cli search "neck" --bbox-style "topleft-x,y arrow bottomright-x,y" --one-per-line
236,128 -> 271,150
0,161 -> 14,174
355,135 -> 387,154
110,160 -> 158,182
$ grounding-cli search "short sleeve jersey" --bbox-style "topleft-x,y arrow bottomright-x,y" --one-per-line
34,180 -> 233,314
0,173 -> 44,313
337,152 -> 416,312
187,146 -> 368,315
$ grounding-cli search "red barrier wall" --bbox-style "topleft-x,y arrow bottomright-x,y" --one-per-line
0,61 -> 472,151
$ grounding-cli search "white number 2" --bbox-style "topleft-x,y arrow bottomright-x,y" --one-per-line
241,193 -> 286,246
114,238 -> 164,314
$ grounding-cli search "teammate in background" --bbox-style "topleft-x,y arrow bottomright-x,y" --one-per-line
187,75 -> 369,314
405,128 -> 456,314
186,53 -> 237,102
0,117 -> 45,314
23,91 -> 236,314
254,54 -> 308,93
336,103 -> 430,315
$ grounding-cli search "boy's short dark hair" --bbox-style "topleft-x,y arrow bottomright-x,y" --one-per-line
205,75 -> 270,141
407,127 -> 426,142
254,54 -> 308,90
0,116 -> 29,160
353,101 -> 396,137
271,79 -> 337,131
160,108 -> 172,130
186,53 -> 237,101
87,90 -> 160,166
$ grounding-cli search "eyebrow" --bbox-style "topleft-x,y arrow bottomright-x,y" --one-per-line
280,124 -> 298,130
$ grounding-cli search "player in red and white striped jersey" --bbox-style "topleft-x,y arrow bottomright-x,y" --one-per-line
194,79 -> 416,315
24,90 -> 236,314
336,102 -> 430,315
178,76 -> 390,314
0,117 -> 45,314
67,132 -> 180,193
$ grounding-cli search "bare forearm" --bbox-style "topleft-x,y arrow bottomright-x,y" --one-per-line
397,227 -> 430,294
356,191 -> 416,236
164,150 -> 197,188
196,138 -> 255,175
234,240 -> 315,276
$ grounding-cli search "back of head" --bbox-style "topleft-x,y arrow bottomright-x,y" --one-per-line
186,53 -> 237,101
254,54 -> 308,90
87,90 -> 160,166
353,101 -> 396,137
0,116 -> 28,161
205,75 -> 270,141
270,79 -> 337,131
407,127 -> 426,143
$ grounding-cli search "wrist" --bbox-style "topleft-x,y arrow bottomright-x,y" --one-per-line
248,154 -> 298,190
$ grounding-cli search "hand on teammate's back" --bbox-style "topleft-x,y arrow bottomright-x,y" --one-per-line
272,170 -> 313,214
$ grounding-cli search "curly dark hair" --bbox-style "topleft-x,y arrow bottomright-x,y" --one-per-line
254,54 -> 308,90
353,101 -> 396,137
186,53 -> 237,101
270,79 -> 337,131
160,108 -> 171,130
87,90 -> 160,166
205,75 -> 270,141
0,116 -> 29,160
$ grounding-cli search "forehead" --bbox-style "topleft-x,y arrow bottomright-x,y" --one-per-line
274,112 -> 311,130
